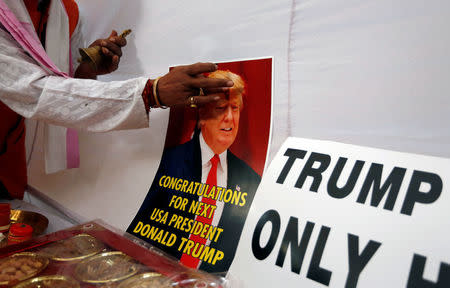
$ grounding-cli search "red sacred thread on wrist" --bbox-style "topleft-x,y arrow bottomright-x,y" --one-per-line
141,79 -> 157,113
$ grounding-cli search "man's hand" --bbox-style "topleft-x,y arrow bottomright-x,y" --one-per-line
156,63 -> 234,107
74,30 -> 126,79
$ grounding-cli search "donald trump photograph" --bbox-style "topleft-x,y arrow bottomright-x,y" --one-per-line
129,58 -> 272,273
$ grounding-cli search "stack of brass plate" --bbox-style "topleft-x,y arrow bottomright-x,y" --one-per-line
38,234 -> 104,261
13,275 -> 80,288
0,252 -> 49,286
74,251 -> 139,284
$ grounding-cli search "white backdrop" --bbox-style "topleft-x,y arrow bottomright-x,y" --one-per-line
27,0 -> 450,231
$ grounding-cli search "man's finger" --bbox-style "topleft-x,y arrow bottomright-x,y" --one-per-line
190,94 -> 221,106
100,40 -> 122,57
109,36 -> 127,47
108,30 -> 118,38
110,55 -> 119,71
101,47 -> 112,57
185,62 -> 217,75
112,55 -> 120,65
190,77 -> 233,89
203,87 -> 230,94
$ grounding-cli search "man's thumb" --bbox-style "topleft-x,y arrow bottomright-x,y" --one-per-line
109,30 -> 118,38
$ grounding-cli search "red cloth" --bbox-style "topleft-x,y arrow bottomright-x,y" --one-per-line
0,0 -> 79,199
24,0 -> 79,38
0,103 -> 27,199
180,154 -> 220,268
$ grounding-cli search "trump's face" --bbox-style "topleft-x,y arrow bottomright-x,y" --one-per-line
199,95 -> 241,155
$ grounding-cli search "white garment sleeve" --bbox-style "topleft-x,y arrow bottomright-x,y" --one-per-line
0,28 -> 149,133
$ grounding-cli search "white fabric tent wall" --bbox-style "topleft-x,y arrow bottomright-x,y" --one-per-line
289,0 -> 450,156
27,0 -> 450,230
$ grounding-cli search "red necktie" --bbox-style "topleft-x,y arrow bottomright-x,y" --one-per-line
180,154 -> 220,268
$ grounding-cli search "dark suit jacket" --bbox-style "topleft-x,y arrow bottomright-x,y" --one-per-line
128,132 -> 261,272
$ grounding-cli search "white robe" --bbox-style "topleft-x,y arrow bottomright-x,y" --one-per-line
0,0 -> 149,173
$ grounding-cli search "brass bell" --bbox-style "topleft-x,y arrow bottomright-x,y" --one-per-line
78,46 -> 102,70
78,29 -> 132,71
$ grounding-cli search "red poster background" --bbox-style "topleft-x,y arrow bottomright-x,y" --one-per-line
164,58 -> 272,176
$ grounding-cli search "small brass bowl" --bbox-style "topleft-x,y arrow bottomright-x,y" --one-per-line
10,209 -> 49,236
0,252 -> 49,286
12,275 -> 80,288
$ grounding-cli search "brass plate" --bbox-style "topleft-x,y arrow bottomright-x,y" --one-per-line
74,251 -> 139,283
13,275 -> 80,288
117,272 -> 172,288
38,233 -> 104,261
10,209 -> 49,236
0,252 -> 49,286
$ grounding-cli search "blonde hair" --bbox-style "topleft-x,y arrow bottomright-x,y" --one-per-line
207,70 -> 245,107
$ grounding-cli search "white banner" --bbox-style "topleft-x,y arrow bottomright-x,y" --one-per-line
229,137 -> 450,287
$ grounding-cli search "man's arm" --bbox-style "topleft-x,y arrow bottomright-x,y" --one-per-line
0,28 -> 149,132
69,24 -> 234,109
1,25 -> 232,132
